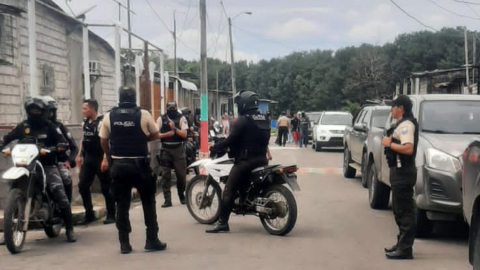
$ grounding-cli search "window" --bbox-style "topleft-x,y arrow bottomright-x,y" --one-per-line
40,64 -> 55,95
0,13 -> 14,65
321,114 -> 353,126
421,101 -> 480,134
371,110 -> 390,128
362,109 -> 372,126
354,110 -> 366,125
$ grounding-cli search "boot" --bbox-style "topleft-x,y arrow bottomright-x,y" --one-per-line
386,248 -> 413,260
119,231 -> 132,254
384,244 -> 397,253
144,230 -> 167,252
79,210 -> 96,225
179,194 -> 186,205
66,229 -> 77,243
205,219 -> 230,233
161,199 -> 172,208
103,213 -> 116,225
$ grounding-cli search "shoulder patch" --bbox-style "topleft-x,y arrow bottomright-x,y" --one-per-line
24,127 -> 30,135
401,127 -> 408,135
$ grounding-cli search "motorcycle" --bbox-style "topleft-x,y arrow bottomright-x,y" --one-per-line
185,125 -> 199,175
1,137 -> 65,254
209,118 -> 223,142
185,132 -> 300,236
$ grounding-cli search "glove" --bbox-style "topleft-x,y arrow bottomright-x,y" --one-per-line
69,160 -> 76,169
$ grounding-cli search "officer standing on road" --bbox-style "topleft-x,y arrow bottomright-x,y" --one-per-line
206,90 -> 270,233
156,101 -> 188,208
382,95 -> 419,260
43,96 -> 78,203
76,99 -> 116,225
99,86 -> 167,254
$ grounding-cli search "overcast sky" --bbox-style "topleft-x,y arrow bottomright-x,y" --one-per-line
56,0 -> 480,63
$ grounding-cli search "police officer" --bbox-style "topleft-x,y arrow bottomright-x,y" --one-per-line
42,96 -> 78,203
1,97 -> 76,242
382,95 -> 419,260
99,86 -> 167,254
206,90 -> 271,233
156,101 -> 189,208
76,99 -> 116,225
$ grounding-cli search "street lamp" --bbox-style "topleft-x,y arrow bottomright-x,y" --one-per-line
228,11 -> 252,117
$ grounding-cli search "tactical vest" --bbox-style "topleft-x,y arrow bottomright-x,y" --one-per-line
393,117 -> 419,168
160,114 -> 184,144
82,115 -> 104,158
109,106 -> 148,157
231,113 -> 271,160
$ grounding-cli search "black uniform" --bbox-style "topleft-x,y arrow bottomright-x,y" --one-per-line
52,121 -> 78,202
1,120 -> 74,231
79,115 -> 115,221
385,116 -> 419,256
159,113 -> 187,205
214,111 -> 271,223
108,105 -> 160,243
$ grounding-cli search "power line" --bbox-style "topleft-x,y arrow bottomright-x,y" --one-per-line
427,0 -> 480,20
389,0 -> 438,31
451,0 -> 480,5
178,38 -> 199,54
210,2 -> 227,58
178,0 -> 192,37
144,0 -> 172,32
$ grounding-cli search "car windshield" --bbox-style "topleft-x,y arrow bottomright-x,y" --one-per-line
306,113 -> 322,123
372,110 -> 390,128
321,114 -> 352,125
421,101 -> 480,134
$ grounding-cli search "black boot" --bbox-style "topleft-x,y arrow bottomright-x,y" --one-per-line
179,194 -> 186,205
79,210 -> 96,225
103,212 -> 116,225
384,244 -> 397,253
144,230 -> 167,252
66,228 -> 77,243
386,248 -> 413,260
119,231 -> 132,254
161,200 -> 172,208
205,219 -> 230,233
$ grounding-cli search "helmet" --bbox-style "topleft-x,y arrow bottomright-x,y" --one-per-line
234,90 -> 259,115
24,96 -> 48,115
180,107 -> 191,116
42,96 -> 58,121
167,101 -> 178,111
118,86 -> 136,105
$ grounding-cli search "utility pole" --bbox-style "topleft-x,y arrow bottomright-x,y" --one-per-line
173,11 -> 179,104
127,0 -> 132,49
228,17 -> 236,116
465,27 -> 470,94
473,31 -> 476,90
200,0 -> 208,154
216,70 -> 219,120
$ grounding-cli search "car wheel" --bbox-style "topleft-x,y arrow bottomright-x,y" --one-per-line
368,161 -> 390,209
361,151 -> 368,188
343,147 -> 356,178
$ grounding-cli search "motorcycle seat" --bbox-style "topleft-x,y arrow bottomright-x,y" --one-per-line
251,165 -> 279,173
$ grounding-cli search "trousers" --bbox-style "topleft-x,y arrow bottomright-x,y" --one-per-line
159,145 -> 187,201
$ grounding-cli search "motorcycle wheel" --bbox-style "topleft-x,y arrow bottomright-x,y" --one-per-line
4,189 -> 27,254
186,175 -> 222,224
260,184 -> 298,236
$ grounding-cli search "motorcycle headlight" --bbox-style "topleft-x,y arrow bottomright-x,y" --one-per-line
425,148 -> 461,173
13,157 -> 28,166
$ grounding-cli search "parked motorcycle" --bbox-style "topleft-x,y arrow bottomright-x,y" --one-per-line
1,137 -> 65,254
185,125 -> 199,175
185,133 -> 300,236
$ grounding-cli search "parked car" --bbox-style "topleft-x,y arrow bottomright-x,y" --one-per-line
461,138 -> 480,267
312,111 -> 352,151
305,111 -> 323,141
365,94 -> 480,237
343,102 -> 390,188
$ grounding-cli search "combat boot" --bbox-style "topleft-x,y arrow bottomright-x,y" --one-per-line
103,213 -> 116,225
66,229 -> 77,243
79,210 -> 96,225
119,231 -> 132,254
161,199 -> 172,208
144,230 -> 167,252
205,218 -> 230,233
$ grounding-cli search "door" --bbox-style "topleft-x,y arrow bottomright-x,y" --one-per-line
351,109 -> 367,162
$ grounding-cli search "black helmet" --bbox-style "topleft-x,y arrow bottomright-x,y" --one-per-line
42,96 -> 58,121
24,96 -> 48,115
118,86 -> 136,105
234,90 -> 259,115
179,107 -> 191,116
167,101 -> 178,111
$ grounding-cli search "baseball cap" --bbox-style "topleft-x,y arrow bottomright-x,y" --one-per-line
387,95 -> 412,112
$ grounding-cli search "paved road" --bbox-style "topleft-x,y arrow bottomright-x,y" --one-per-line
0,144 -> 471,270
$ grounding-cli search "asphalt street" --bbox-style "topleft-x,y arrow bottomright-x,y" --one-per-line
0,143 -> 471,270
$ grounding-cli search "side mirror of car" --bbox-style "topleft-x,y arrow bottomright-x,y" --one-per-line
353,123 -> 367,132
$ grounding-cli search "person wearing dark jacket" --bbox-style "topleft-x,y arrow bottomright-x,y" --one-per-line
1,97 -> 76,242
206,90 -> 271,233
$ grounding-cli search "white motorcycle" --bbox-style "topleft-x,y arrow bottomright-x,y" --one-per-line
185,132 -> 300,236
2,137 -> 64,254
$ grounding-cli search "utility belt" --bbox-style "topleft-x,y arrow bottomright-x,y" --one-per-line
162,142 -> 183,149
233,146 -> 267,160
